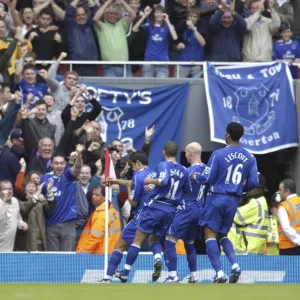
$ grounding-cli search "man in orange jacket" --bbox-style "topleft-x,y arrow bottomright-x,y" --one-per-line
76,186 -> 121,254
277,179 -> 300,255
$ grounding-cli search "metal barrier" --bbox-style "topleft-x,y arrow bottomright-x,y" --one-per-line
35,60 -> 299,78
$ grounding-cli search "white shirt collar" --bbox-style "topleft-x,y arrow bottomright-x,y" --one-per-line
287,194 -> 297,200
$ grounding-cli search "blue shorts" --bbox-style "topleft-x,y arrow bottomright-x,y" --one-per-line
137,206 -> 176,238
121,218 -> 138,245
199,193 -> 239,235
168,206 -> 200,242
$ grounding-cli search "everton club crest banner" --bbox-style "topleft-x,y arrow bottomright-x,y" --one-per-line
85,83 -> 189,167
204,62 -> 298,154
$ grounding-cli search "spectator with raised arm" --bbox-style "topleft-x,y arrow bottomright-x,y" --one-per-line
15,64 -> 48,108
40,144 -> 85,251
0,128 -> 25,186
46,52 -> 79,112
93,0 -> 136,77
243,0 -> 280,62
176,7 -> 206,78
81,121 -> 107,175
133,6 -> 178,78
25,8 -> 63,60
113,125 -> 155,179
0,180 -> 28,252
15,46 -> 48,87
0,90 -> 22,146
20,100 -> 56,153
209,0 -> 246,62
52,0 -> 100,76
0,26 -> 22,86
15,179 -> 56,251
0,18 -> 32,79
41,93 -> 64,146
61,84 -> 102,129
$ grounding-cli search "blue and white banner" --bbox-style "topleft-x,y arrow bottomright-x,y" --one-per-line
204,62 -> 298,154
84,84 -> 189,167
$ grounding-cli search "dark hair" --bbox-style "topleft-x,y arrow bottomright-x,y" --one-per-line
280,178 -> 296,194
93,185 -> 106,196
226,122 -> 244,141
111,139 -> 122,144
42,93 -> 55,102
22,63 -> 36,73
52,153 -> 66,161
33,99 -> 47,108
39,8 -> 53,18
188,7 -> 201,18
131,151 -> 148,166
150,5 -> 165,26
0,180 -> 12,191
164,141 -> 178,157
24,51 -> 36,61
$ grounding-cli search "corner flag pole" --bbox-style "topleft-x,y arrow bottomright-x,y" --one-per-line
104,149 -> 110,274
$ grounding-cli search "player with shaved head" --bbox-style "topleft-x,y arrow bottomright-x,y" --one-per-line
163,142 -> 207,283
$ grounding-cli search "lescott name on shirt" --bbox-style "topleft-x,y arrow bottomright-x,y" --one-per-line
224,152 -> 249,163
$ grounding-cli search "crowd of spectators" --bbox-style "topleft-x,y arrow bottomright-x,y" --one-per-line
0,0 -> 299,254
0,0 -> 299,80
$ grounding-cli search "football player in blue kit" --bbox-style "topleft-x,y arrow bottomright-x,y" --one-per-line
101,151 -> 155,283
164,142 -> 206,283
116,141 -> 191,283
194,122 -> 258,283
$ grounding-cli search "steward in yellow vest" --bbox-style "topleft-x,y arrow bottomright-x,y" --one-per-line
265,192 -> 280,255
233,173 -> 269,255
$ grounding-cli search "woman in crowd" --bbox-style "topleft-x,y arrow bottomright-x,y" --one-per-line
14,179 -> 55,251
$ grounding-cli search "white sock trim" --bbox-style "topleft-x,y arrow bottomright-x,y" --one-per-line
124,264 -> 132,270
205,238 -> 217,243
154,253 -> 162,260
169,271 -> 177,277
132,244 -> 141,249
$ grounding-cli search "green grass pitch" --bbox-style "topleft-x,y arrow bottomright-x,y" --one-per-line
1,284 -> 300,300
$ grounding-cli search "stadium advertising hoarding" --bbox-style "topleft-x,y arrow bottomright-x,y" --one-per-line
0,254 -> 299,284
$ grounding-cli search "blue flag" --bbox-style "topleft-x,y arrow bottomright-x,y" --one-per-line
84,83 -> 189,167
204,62 -> 298,153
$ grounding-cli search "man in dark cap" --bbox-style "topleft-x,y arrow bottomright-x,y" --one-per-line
0,128 -> 25,185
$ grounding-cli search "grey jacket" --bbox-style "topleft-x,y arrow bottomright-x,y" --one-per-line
46,63 -> 72,112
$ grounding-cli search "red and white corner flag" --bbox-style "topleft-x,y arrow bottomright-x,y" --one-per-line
104,149 -> 116,187
104,149 -> 116,272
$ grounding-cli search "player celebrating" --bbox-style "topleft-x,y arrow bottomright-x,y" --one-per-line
194,122 -> 258,283
116,141 -> 191,283
101,151 -> 155,283
164,142 -> 206,283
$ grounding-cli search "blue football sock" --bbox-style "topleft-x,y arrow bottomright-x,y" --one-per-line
150,241 -> 162,261
164,239 -> 177,273
185,242 -> 197,272
220,237 -> 237,267
205,239 -> 222,273
121,244 -> 140,277
106,250 -> 123,277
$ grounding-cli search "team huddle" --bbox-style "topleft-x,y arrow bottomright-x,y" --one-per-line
102,122 -> 258,284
